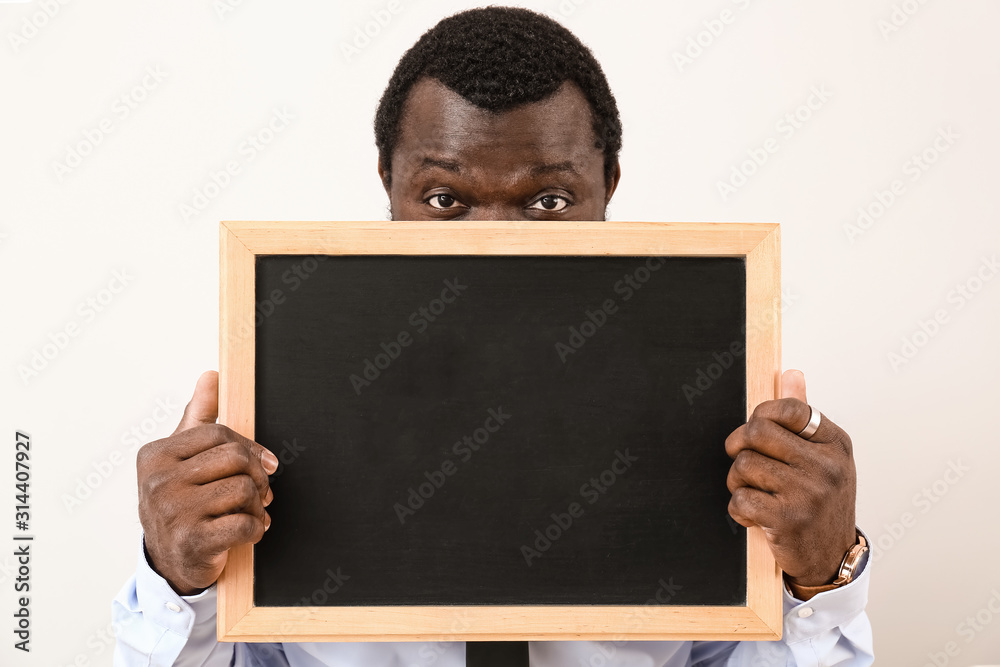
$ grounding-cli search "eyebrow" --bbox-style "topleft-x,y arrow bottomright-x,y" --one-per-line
413,157 -> 582,178
416,157 -> 462,174
528,161 -> 581,177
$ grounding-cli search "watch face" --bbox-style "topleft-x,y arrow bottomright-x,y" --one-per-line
855,546 -> 871,577
835,539 -> 870,586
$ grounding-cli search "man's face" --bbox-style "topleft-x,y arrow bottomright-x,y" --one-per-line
379,76 -> 620,221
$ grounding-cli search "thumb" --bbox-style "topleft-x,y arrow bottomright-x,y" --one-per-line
781,369 -> 807,403
172,370 -> 220,435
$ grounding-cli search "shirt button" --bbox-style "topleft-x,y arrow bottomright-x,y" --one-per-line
797,607 -> 814,618
166,602 -> 182,613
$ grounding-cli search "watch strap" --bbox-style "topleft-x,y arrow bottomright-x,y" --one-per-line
784,578 -> 840,601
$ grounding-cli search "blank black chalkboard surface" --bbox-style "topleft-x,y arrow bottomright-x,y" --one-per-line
216,221 -> 782,643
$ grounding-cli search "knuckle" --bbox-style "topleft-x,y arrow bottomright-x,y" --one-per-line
726,468 -> 740,494
140,464 -> 179,502
234,514 -> 264,543
840,431 -> 854,455
745,416 -> 765,444
731,486 -> 752,509
727,496 -> 743,519
141,469 -> 166,496
724,427 -> 745,458
776,398 -> 803,426
734,450 -> 754,476
237,474 -> 258,500
156,495 -> 182,523
222,442 -> 251,471
724,432 -> 737,457
750,400 -> 772,422
135,442 -> 154,471
204,423 -> 231,444
136,437 -> 170,472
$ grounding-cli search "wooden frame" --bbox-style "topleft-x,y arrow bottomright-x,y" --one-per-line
218,220 -> 782,642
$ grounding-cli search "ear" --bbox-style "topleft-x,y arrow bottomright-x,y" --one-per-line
604,159 -> 622,206
377,157 -> 395,221
377,157 -> 391,195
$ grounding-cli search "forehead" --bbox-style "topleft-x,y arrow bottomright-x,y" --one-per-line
393,76 -> 602,173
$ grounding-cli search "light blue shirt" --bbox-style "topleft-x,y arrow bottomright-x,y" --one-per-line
112,529 -> 873,666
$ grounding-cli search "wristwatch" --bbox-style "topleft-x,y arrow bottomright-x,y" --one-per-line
832,529 -> 869,585
784,528 -> 869,601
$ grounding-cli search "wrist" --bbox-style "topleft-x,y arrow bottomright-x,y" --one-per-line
784,527 -> 868,600
787,525 -> 858,586
142,538 -> 206,597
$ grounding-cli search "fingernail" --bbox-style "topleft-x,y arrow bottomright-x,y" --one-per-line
264,488 -> 273,507
264,513 -> 271,531
262,451 -> 279,474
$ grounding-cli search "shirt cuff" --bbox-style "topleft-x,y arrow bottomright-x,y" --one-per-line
780,526 -> 872,643
135,533 -> 219,638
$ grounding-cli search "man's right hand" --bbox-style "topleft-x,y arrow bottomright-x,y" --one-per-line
136,370 -> 278,596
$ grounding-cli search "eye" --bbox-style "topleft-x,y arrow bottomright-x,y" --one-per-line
528,195 -> 570,212
426,193 -> 461,209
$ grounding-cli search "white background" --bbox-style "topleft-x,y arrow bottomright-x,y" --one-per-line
1,0 -> 998,665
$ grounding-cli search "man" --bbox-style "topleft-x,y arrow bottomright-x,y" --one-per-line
113,7 -> 873,666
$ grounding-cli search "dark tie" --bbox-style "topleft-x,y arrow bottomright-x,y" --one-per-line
465,641 -> 530,666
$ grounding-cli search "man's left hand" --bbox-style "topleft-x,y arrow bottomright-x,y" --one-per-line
725,369 -> 858,587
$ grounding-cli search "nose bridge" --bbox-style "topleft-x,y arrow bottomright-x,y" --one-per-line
461,170 -> 533,221
463,204 -> 530,221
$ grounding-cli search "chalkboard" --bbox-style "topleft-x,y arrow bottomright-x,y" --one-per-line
217,221 -> 782,642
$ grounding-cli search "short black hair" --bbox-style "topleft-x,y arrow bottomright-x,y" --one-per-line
374,6 -> 622,189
